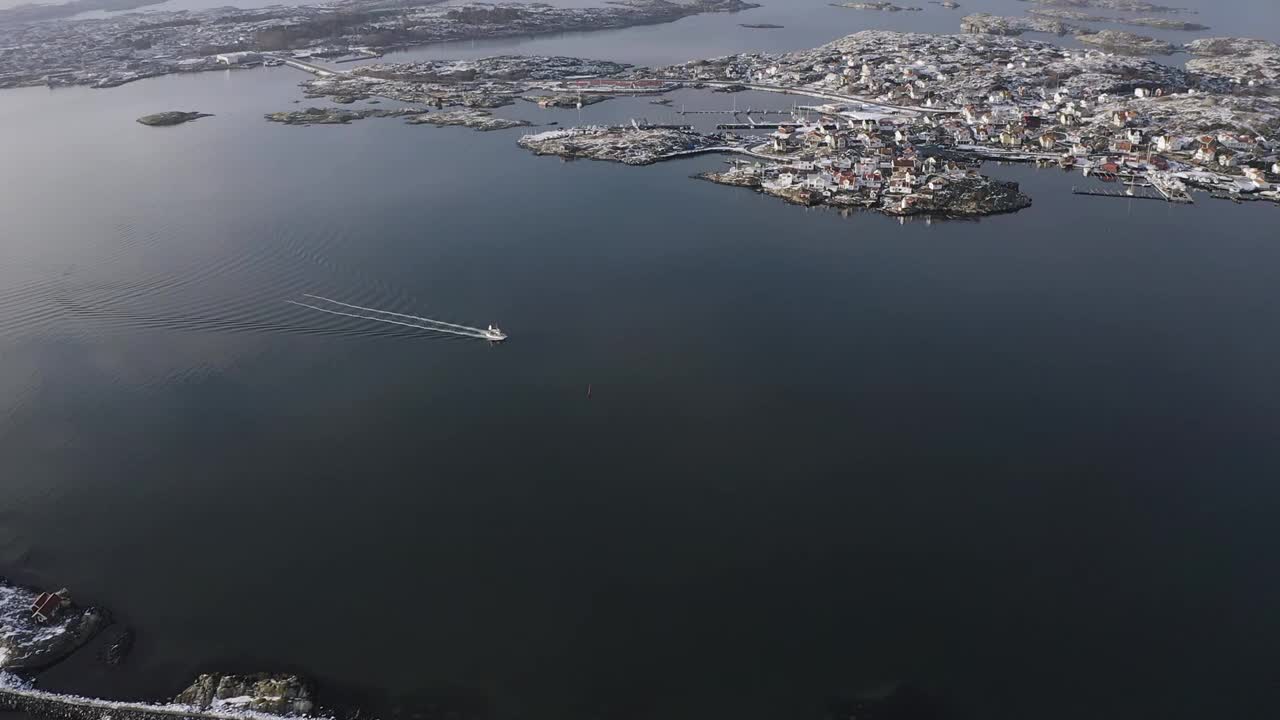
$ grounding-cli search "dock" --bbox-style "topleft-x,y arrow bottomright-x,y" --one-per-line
676,109 -> 795,115
1071,186 -> 1166,201
717,122 -> 782,129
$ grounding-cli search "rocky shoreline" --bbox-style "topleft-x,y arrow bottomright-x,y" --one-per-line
698,167 -> 1033,218
1,577 -> 326,720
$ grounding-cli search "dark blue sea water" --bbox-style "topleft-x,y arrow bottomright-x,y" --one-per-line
2,2 -> 1280,719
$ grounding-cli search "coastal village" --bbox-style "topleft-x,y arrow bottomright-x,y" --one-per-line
511,30 -> 1280,215
248,23 -> 1280,218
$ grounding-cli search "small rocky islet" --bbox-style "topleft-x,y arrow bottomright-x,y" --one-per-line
135,110 -> 211,126
263,105 -> 529,131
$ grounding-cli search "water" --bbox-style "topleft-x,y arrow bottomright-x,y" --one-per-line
2,2 -> 1280,719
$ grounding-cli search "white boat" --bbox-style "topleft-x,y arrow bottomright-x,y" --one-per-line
482,325 -> 507,342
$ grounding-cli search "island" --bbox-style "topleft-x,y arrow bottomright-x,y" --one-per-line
405,110 -> 530,131
830,2 -> 923,11
505,28 -> 1277,214
264,106 -> 426,125
1076,30 -> 1179,55
961,13 -> 1077,36
1026,8 -> 1207,29
1017,0 -> 1188,12
0,0 -> 758,90
136,110 -> 212,126
740,23 -> 786,28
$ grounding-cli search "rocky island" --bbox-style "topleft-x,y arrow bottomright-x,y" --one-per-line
1076,29 -> 1179,55
701,164 -> 1033,217
405,109 -> 530,131
1026,8 -> 1208,29
831,2 -> 923,11
1018,0 -> 1188,12
518,126 -> 743,165
264,106 -> 426,125
961,13 -> 1077,36
136,111 -> 212,126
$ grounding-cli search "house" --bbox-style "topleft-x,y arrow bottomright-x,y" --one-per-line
1243,167 -> 1269,187
1218,150 -> 1238,167
1111,110 -> 1138,128
30,589 -> 70,624
1038,133 -> 1057,150
804,172 -> 837,190
1111,139 -> 1135,154
772,128 -> 796,153
999,130 -> 1023,147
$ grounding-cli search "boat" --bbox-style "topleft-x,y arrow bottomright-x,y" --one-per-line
482,324 -> 507,342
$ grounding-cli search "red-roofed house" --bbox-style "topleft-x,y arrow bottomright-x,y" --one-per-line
30,591 -> 68,624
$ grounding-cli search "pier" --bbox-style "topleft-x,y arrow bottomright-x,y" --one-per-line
1071,186 -> 1166,201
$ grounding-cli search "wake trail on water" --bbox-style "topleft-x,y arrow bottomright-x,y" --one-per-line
302,294 -> 481,332
285,301 -> 490,339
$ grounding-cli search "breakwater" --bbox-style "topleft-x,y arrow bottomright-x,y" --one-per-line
0,674 -> 328,720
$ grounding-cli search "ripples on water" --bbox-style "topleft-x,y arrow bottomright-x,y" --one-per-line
0,219 -> 485,343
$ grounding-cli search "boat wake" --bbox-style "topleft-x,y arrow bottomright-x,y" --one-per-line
287,295 -> 500,341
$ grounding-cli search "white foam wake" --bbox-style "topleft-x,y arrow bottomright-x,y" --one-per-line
301,294 -> 482,333
285,301 -> 490,340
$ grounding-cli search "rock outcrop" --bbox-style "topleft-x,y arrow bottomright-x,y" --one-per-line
1186,37 -> 1280,87
885,176 -> 1033,216
174,673 -> 315,716
404,109 -> 530,131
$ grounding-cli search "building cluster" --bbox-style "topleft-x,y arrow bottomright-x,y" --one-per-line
656,30 -> 1280,200
712,116 -> 1006,213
